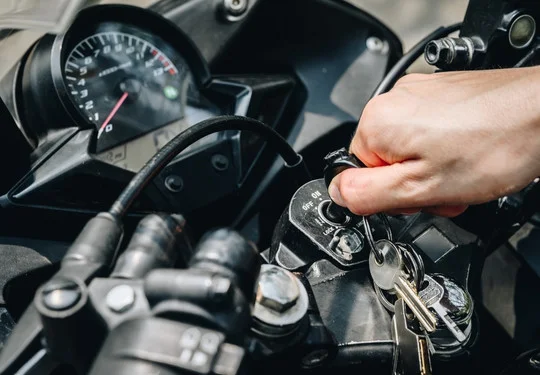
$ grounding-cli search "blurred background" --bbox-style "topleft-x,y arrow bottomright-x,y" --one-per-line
347,0 -> 469,72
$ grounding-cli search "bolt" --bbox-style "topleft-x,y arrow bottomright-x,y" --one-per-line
106,284 -> 136,313
165,175 -> 183,193
211,154 -> 229,172
41,279 -> 82,311
256,265 -> 299,313
223,0 -> 248,17
366,36 -> 388,54
425,39 -> 445,64
425,37 -> 475,69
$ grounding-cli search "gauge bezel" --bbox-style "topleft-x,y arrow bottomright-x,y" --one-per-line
19,4 -> 211,145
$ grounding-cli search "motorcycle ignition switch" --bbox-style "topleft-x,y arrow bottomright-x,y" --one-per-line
322,148 -> 365,224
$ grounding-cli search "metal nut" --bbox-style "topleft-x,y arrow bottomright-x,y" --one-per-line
106,284 -> 136,313
256,265 -> 299,313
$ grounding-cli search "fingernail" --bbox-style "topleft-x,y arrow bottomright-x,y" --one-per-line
328,181 -> 345,206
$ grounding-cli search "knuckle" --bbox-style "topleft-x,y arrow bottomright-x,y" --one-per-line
358,95 -> 392,145
361,96 -> 384,123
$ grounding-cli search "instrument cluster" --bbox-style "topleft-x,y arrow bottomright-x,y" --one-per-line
19,5 -> 219,172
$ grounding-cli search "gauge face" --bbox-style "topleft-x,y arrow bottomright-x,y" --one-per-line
63,25 -> 191,152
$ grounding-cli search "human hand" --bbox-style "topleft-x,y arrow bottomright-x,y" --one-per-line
329,67 -> 540,217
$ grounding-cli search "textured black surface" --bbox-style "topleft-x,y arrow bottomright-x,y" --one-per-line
0,237 -> 68,305
0,308 -> 15,350
306,259 -> 393,369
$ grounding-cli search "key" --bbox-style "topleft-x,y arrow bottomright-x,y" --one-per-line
369,239 -> 403,291
369,240 -> 437,333
394,277 -> 437,334
419,275 -> 468,343
392,298 -> 432,375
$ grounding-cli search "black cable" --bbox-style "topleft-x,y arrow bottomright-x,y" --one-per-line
370,22 -> 462,98
109,115 -> 303,218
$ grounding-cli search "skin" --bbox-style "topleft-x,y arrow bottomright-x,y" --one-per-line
328,66 -> 540,217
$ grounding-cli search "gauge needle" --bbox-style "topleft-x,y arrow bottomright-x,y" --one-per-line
97,92 -> 129,139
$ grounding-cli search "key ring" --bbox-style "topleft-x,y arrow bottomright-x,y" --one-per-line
400,245 -> 425,292
363,213 -> 394,264
374,284 -> 396,312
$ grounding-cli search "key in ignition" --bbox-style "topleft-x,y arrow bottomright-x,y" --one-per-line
322,148 -> 365,224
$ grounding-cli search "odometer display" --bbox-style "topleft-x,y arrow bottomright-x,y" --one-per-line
63,24 -> 192,152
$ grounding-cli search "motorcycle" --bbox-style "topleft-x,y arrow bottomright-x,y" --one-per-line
0,0 -> 538,373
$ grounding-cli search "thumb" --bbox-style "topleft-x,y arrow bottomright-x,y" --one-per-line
328,162 -> 430,216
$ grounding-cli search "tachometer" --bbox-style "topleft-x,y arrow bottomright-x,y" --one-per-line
63,25 -> 191,152
19,4 -> 216,174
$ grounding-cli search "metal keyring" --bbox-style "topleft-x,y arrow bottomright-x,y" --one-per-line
374,284 -> 396,312
377,213 -> 393,241
363,214 -> 394,264
362,216 -> 381,262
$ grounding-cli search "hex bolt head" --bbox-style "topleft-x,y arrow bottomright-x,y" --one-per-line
106,284 -> 136,313
256,265 -> 300,313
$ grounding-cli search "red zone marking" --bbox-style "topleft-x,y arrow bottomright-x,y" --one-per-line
151,49 -> 177,75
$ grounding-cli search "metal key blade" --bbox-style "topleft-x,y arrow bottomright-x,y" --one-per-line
394,276 -> 437,333
431,304 -> 467,343
419,275 -> 468,343
392,299 -> 432,375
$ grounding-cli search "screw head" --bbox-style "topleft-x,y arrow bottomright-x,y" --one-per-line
256,265 -> 299,313
42,279 -> 82,311
223,0 -> 248,17
165,175 -> 184,193
211,154 -> 229,172
366,37 -> 388,54
106,284 -> 136,313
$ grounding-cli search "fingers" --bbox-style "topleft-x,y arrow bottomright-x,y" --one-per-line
328,162 -> 430,216
385,205 -> 468,217
422,205 -> 468,217
328,163 -> 467,217
385,207 -> 422,216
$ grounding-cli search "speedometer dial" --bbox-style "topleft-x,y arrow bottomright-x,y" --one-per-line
63,26 -> 190,152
